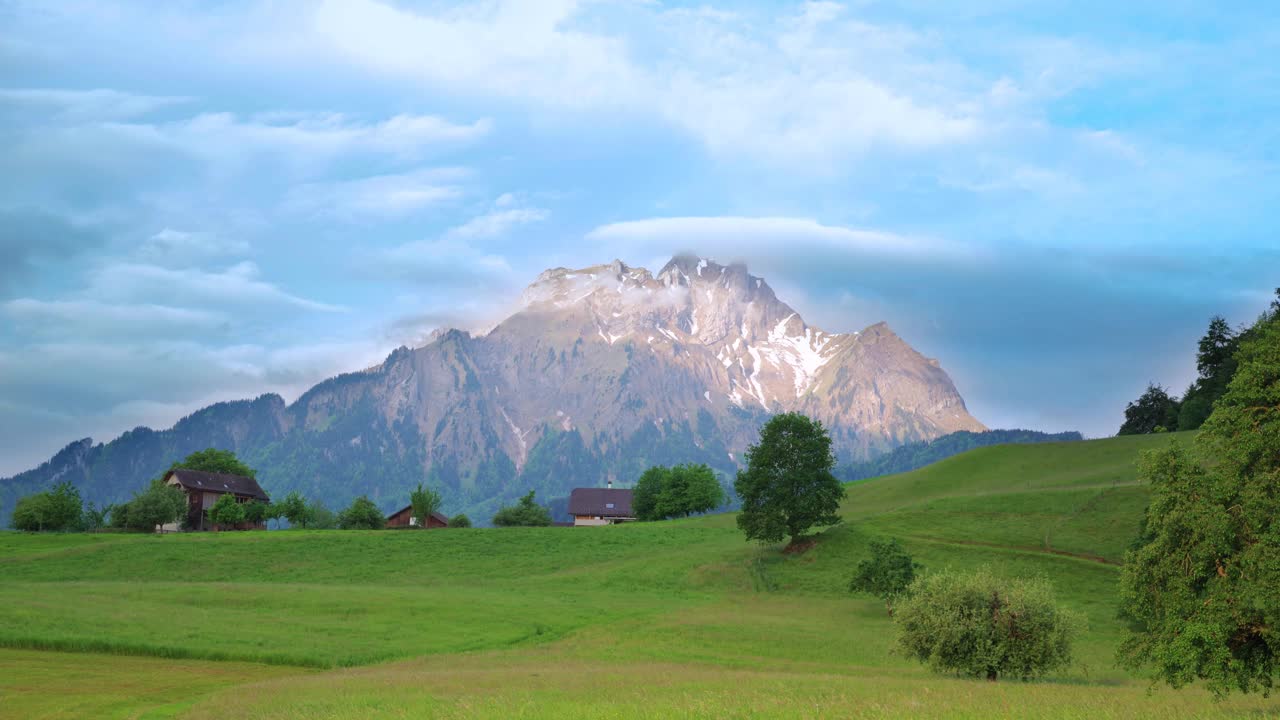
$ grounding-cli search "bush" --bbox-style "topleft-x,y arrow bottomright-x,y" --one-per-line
849,538 -> 920,615
120,480 -> 187,533
492,491 -> 552,527
449,514 -> 472,528
893,567 -> 1083,681
337,496 -> 385,530
208,493 -> 247,529
309,500 -> 338,530
10,481 -> 83,532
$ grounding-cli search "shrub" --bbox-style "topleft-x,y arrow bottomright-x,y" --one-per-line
10,481 -> 83,532
208,493 -> 247,529
492,491 -> 552,527
893,567 -> 1083,681
122,480 -> 187,533
449,513 -> 472,528
849,538 -> 920,615
337,496 -> 385,530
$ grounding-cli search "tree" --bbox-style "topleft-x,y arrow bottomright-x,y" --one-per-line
1118,383 -> 1181,435
492,491 -> 553,527
208,493 -> 247,529
633,464 -> 725,521
1119,315 -> 1280,697
894,567 -> 1084,682
449,513 -> 472,528
734,413 -> 845,546
125,479 -> 188,532
243,500 -> 267,527
82,502 -> 113,532
849,538 -> 920,615
308,500 -> 337,530
337,496 -> 385,530
262,502 -> 284,530
167,448 -> 256,478
632,465 -> 670,521
410,483 -> 442,529
11,493 -> 52,532
280,491 -> 311,529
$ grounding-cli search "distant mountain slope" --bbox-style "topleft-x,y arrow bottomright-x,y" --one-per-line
837,429 -> 1084,481
2,255 -> 984,525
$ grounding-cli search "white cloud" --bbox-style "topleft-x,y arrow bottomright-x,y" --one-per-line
283,168 -> 468,219
137,228 -> 252,265
446,205 -> 549,240
3,298 -> 230,337
0,87 -> 193,120
86,261 -> 347,313
286,0 -> 982,165
588,216 -> 974,263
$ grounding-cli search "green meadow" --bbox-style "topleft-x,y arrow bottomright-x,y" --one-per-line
2,432 -> 1276,719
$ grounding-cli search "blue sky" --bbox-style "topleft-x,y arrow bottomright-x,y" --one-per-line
1,0 -> 1277,476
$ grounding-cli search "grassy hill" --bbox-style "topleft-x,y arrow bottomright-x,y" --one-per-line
1,431 -> 1273,719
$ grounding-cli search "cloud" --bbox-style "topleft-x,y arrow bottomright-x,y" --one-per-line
137,228 -> 252,266
369,238 -> 515,288
291,0 -> 982,165
2,298 -> 230,338
587,216 -> 976,267
86,261 -> 347,313
445,197 -> 549,239
283,168 -> 468,219
0,208 -> 105,294
0,87 -> 193,121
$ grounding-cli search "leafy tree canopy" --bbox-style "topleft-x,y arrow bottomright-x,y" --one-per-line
895,567 -> 1084,682
1118,383 -> 1181,435
449,513 -> 472,528
167,448 -> 256,479
123,479 -> 187,533
280,491 -> 312,529
634,463 -> 724,521
1120,312 -> 1280,697
734,413 -> 845,546
337,496 -> 385,530
410,483 -> 443,528
492,491 -> 553,527
208,493 -> 247,529
10,481 -> 82,532
849,538 -> 920,614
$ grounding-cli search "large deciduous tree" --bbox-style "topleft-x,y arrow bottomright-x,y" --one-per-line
1119,313 -> 1280,697
734,412 -> 845,546
633,463 -> 724,521
168,448 -> 257,478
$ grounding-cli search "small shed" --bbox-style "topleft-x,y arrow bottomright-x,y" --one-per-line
386,505 -> 449,529
568,487 -> 635,526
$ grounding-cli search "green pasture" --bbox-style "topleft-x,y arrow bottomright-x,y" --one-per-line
2,431 -> 1275,718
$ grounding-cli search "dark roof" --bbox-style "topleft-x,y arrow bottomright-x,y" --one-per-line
164,469 -> 269,501
387,505 -> 449,525
568,487 -> 634,517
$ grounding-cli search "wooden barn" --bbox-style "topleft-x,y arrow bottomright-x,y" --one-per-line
386,505 -> 449,529
568,484 -> 635,526
163,469 -> 270,531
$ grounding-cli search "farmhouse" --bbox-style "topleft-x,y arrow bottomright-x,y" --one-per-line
568,483 -> 635,526
163,468 -> 270,531
386,505 -> 449,528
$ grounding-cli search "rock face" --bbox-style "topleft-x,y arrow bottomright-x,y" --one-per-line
0,255 -> 983,523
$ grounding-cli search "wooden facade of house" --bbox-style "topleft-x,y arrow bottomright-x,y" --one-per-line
386,505 -> 449,529
163,469 -> 270,531
568,486 -> 635,526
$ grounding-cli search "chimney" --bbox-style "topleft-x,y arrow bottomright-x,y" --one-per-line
607,479 -> 612,489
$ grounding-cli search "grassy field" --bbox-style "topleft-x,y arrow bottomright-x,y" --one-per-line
2,431 -> 1276,718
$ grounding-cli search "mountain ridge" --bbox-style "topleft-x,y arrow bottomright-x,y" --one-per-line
2,255 -> 984,524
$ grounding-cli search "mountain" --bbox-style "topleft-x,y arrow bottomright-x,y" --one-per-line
1,255 -> 984,524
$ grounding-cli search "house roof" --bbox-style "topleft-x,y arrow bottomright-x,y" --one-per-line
164,469 -> 270,502
387,505 -> 449,525
568,487 -> 634,517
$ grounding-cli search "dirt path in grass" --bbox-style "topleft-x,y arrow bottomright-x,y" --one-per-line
907,535 -> 1123,567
